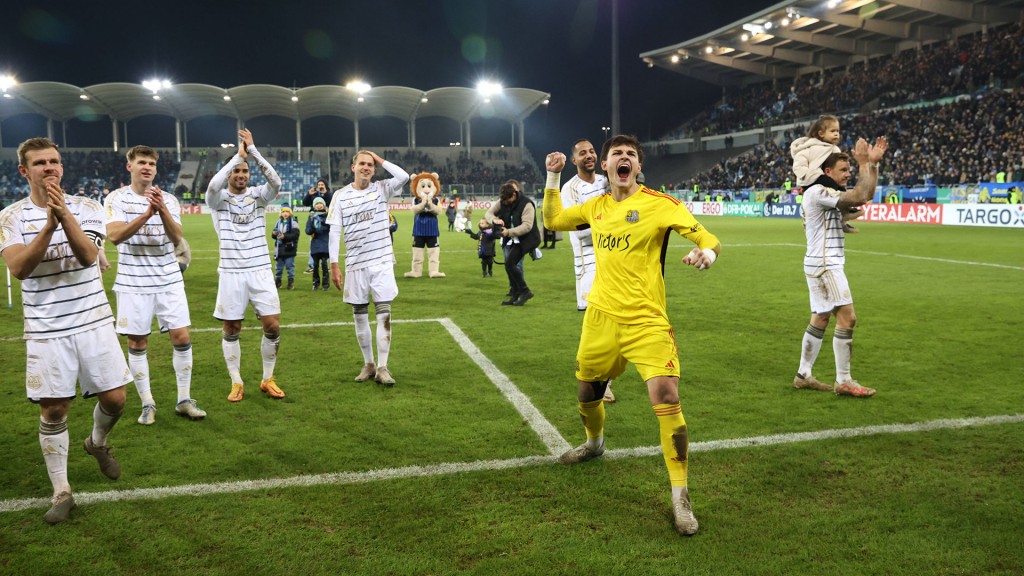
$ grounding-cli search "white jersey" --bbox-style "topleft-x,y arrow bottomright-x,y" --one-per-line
206,148 -> 281,273
561,173 -> 609,273
105,186 -> 184,294
0,196 -> 114,339
327,161 -> 408,272
801,182 -> 845,277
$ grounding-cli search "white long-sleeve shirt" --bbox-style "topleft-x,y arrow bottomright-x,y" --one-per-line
206,147 -> 281,273
328,161 -> 409,271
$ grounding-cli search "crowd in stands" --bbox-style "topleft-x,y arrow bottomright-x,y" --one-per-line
687,88 -> 1024,191
1,150 -> 180,203
328,148 -> 537,190
666,23 -> 1024,139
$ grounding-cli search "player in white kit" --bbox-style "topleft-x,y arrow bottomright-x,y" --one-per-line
206,129 -> 286,402
561,139 -> 615,403
328,151 -> 409,387
793,136 -> 888,398
0,138 -> 132,524
106,145 -> 205,425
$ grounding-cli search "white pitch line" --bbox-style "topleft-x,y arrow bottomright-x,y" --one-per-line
189,317 -> 445,333
846,249 -> 1024,271
437,318 -> 571,456
1,413 -> 1019,514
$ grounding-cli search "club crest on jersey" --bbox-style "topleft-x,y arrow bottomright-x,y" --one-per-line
625,210 -> 639,224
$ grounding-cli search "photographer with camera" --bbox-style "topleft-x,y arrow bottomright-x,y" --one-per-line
485,180 -> 540,306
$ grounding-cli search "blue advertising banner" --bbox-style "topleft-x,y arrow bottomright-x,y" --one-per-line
902,185 -> 937,202
762,203 -> 801,218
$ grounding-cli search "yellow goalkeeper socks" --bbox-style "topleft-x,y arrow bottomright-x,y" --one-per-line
654,403 -> 689,488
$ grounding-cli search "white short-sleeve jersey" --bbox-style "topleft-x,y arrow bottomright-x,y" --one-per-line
0,197 -> 115,339
801,182 -> 846,277
326,161 -> 408,272
105,186 -> 184,293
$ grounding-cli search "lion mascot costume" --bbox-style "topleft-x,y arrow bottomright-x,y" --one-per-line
405,172 -> 446,278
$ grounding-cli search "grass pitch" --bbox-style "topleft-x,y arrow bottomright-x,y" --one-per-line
1,211 -> 1021,575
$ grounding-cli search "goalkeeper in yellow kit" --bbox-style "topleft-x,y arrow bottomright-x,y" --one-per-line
542,134 -> 721,536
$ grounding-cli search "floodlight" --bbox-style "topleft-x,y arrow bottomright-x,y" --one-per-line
670,55 -> 680,63
476,80 -> 503,97
346,80 -> 371,94
143,78 -> 172,93
0,74 -> 16,91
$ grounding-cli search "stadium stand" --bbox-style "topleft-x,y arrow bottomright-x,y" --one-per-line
642,20 -> 1024,193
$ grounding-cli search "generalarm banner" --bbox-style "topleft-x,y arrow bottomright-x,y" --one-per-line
860,203 -> 942,224
942,204 -> 1024,228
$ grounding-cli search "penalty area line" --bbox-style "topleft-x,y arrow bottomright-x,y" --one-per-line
0,413 -> 1020,514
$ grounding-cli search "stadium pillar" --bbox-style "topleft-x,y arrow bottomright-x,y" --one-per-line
175,120 -> 182,163
519,121 -> 525,148
62,122 -> 67,148
296,120 -> 302,160
611,0 -> 620,135
46,119 -> 54,142
466,120 -> 472,155
354,119 -> 360,152
410,122 -> 416,149
112,119 -> 119,153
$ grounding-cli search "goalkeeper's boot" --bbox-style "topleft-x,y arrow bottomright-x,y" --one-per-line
673,488 -> 699,536
559,439 -> 605,464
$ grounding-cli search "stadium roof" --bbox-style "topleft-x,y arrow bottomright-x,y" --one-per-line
0,82 -> 551,126
640,0 -> 1024,87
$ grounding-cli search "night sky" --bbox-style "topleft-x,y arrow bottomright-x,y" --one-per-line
0,0 -> 768,155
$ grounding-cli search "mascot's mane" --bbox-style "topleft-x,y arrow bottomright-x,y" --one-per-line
411,172 -> 441,199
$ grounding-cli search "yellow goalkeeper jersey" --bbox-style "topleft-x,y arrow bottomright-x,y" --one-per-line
544,185 -> 720,324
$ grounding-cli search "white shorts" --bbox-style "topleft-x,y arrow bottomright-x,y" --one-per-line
344,263 -> 398,305
215,269 -> 281,320
25,326 -> 132,400
806,269 -> 853,314
575,267 -> 595,311
115,286 -> 191,335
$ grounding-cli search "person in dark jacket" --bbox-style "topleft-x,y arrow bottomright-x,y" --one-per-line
302,178 -> 332,273
305,196 -> 331,291
466,218 -> 497,277
272,204 -> 300,289
485,180 -> 541,306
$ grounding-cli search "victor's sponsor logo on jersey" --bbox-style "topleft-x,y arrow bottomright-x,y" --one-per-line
353,209 -> 374,223
230,212 -> 255,224
596,232 -> 631,251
